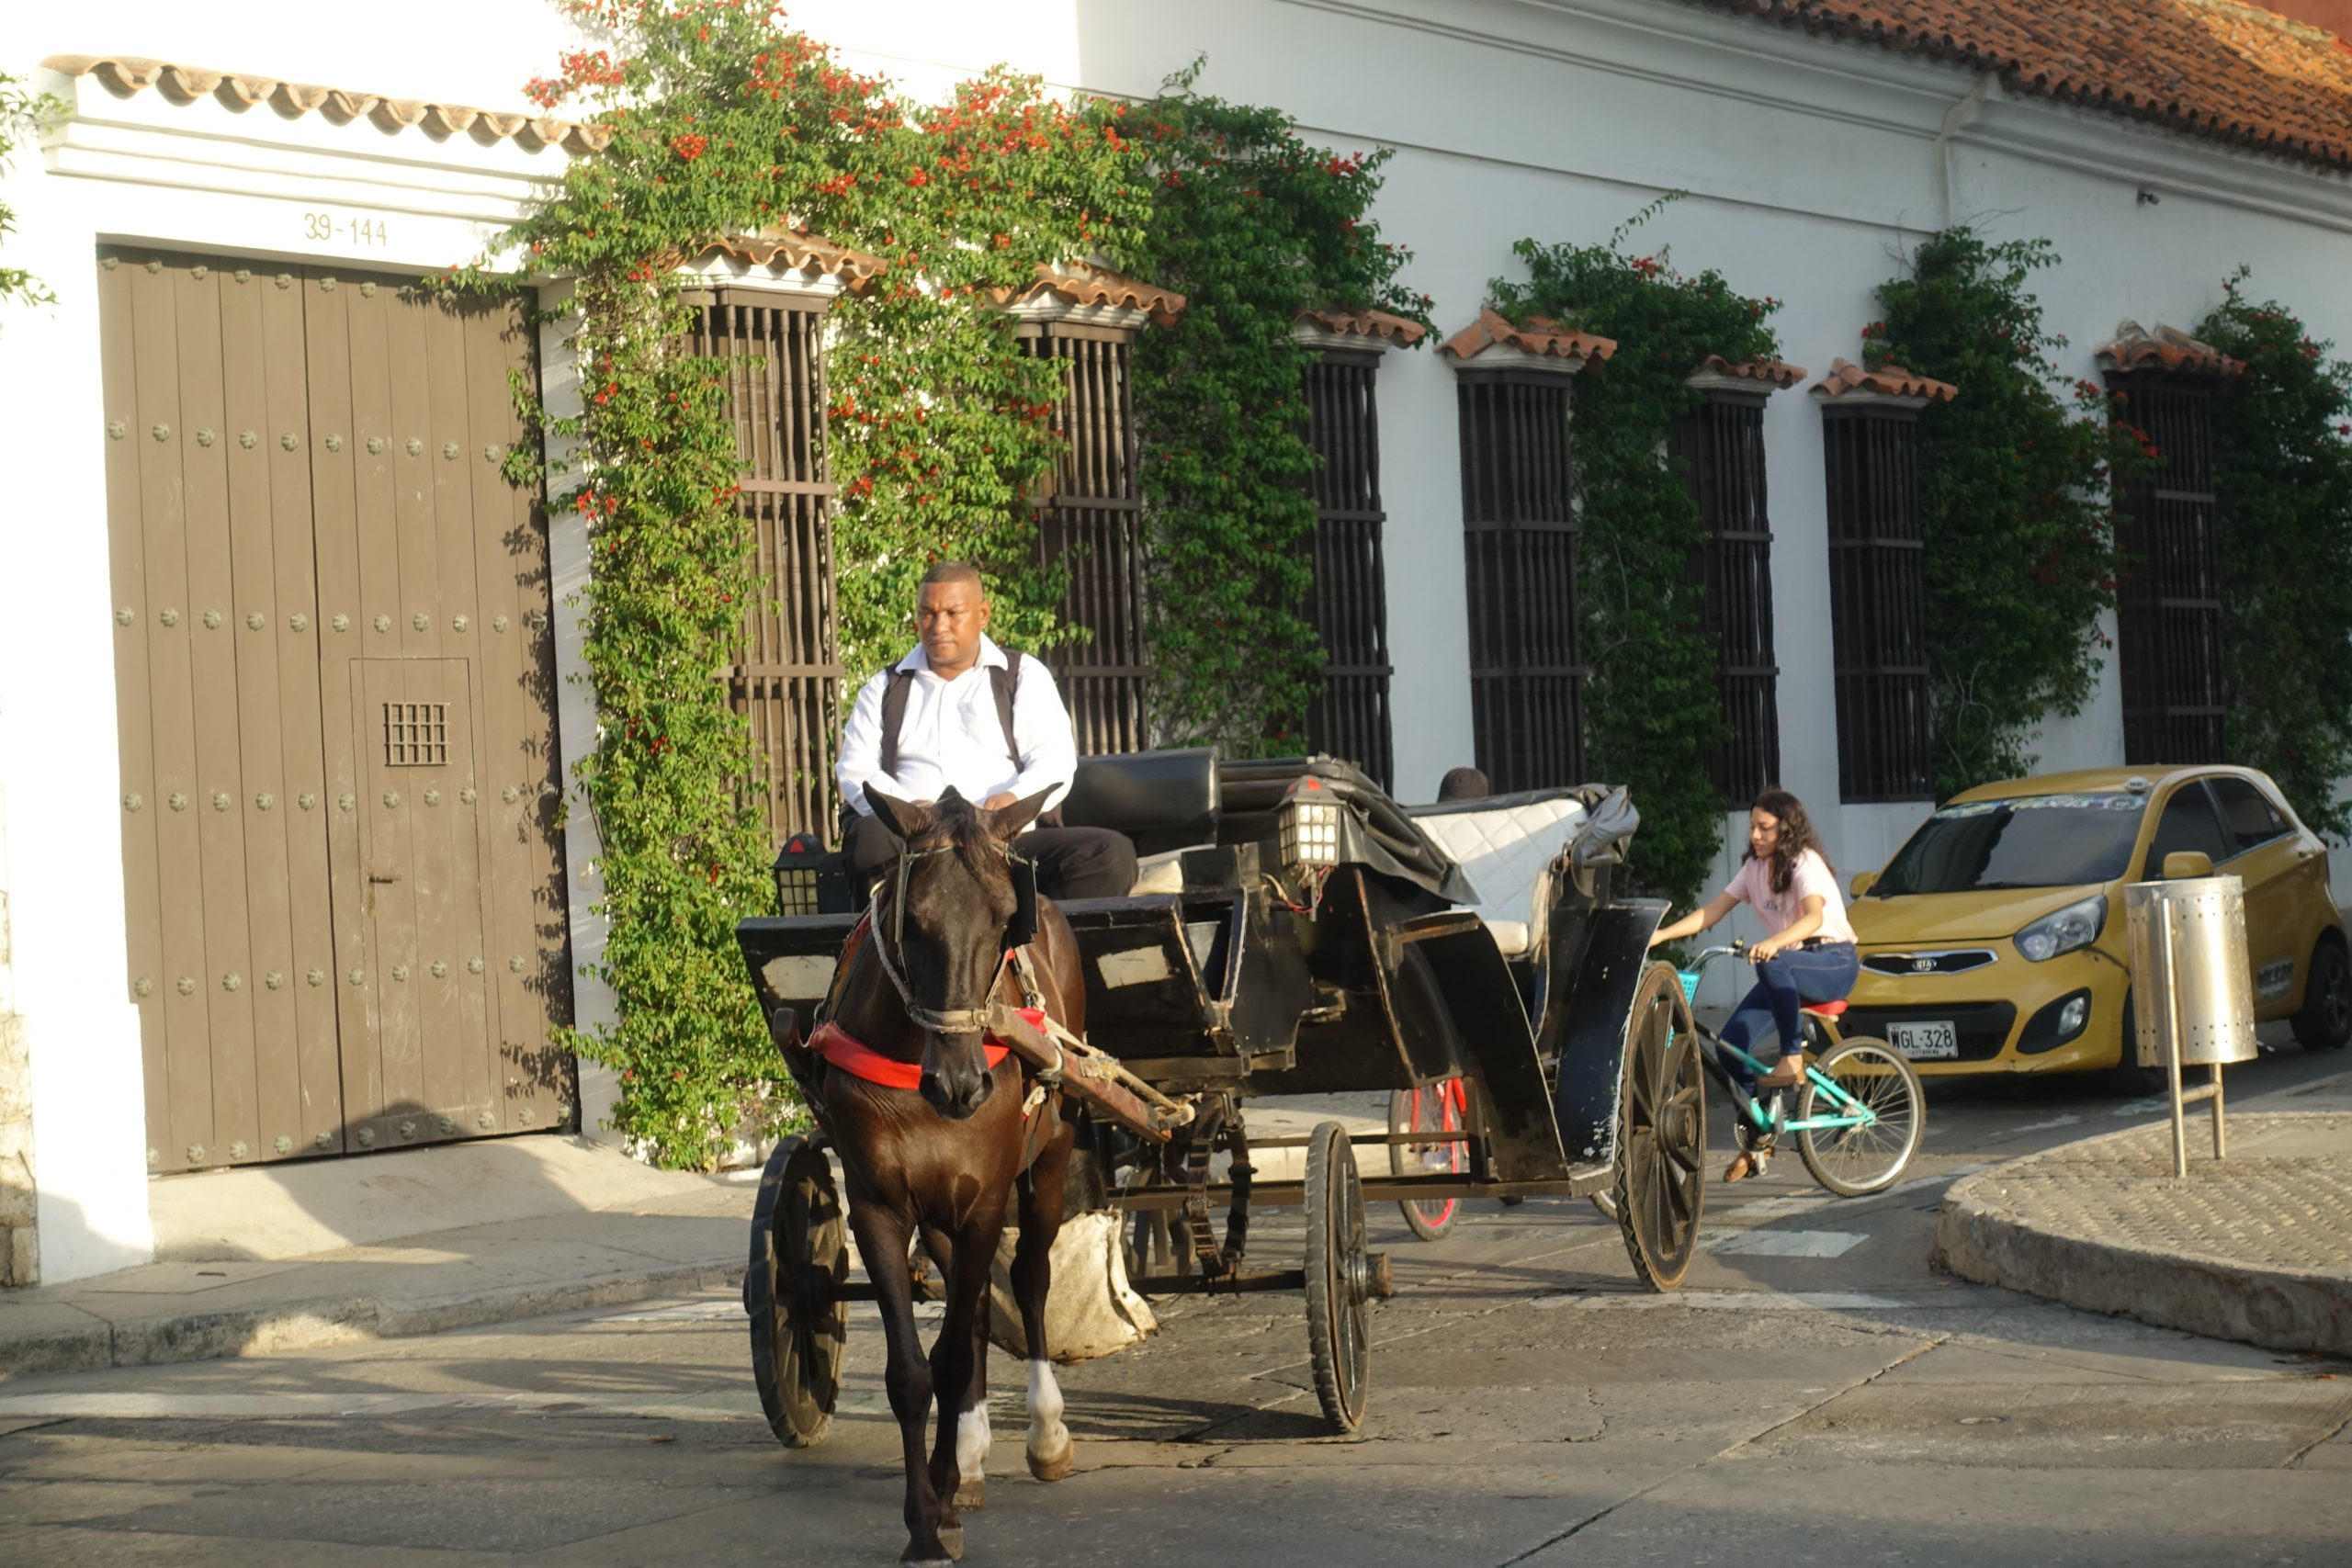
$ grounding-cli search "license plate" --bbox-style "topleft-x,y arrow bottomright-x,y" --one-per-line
1888,1021 -> 1959,1060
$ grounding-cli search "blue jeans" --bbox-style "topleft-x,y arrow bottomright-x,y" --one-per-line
1718,942 -> 1860,1094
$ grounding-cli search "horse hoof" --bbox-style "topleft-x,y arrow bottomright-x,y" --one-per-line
953,1477 -> 986,1511
901,1538 -> 959,1567
1026,1437 -> 1076,1483
937,1526 -> 965,1562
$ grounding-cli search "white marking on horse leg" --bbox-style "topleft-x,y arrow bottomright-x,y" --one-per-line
956,1404 -> 990,1483
1025,1359 -> 1073,1481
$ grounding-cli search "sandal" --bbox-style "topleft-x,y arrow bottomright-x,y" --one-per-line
1723,1150 -> 1767,1183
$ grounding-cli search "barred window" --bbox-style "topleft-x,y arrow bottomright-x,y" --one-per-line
1023,322 -> 1148,756
695,290 -> 842,846
1455,371 -> 1585,791
2112,380 -> 2222,765
1673,393 -> 1781,803
1822,407 -> 1932,802
1302,348 -> 1394,787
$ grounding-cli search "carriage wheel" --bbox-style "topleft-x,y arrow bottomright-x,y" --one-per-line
1612,962 -> 1706,1292
1304,1119 -> 1373,1434
746,1134 -> 849,1448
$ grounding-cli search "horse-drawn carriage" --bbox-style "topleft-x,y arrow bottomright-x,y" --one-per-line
735,749 -> 1708,1454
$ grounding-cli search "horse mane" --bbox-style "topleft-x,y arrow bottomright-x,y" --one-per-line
918,790 -> 1012,896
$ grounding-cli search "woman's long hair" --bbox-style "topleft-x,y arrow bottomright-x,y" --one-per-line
1746,788 -> 1833,897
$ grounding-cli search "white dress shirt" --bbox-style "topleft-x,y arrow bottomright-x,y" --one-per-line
836,636 -> 1079,822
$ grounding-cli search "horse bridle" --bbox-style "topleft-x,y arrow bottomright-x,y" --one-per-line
867,837 -> 1040,1037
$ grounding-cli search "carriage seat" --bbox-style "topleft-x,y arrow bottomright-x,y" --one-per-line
1057,747 -> 1221,873
1403,791 -> 1594,958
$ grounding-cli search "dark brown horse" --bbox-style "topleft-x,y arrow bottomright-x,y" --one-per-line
829,785 -> 1087,1564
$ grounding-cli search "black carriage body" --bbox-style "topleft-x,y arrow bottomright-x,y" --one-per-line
732,750 -> 1692,1447
739,752 -> 1666,1187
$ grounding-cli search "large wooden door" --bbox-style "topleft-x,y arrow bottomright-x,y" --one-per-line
98,249 -> 571,1174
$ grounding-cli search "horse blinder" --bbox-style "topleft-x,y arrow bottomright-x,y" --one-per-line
1005,851 -> 1040,951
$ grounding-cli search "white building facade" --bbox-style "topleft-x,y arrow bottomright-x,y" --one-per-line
4,0 -> 2348,1281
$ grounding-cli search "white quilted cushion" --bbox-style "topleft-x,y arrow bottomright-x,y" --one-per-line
1412,798 -> 1589,936
1127,847 -> 1203,897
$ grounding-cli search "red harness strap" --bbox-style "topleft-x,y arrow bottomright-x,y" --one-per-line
808,1012 -> 1041,1091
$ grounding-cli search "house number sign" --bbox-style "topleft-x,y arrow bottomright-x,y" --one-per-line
302,211 -> 391,247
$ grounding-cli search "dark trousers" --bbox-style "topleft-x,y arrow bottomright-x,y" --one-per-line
1717,942 -> 1860,1093
842,811 -> 1137,902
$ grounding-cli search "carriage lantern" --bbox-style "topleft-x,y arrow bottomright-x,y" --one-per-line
1280,785 -> 1344,871
771,833 -> 856,918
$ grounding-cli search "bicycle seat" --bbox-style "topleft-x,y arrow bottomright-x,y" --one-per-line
1802,998 -> 1849,1019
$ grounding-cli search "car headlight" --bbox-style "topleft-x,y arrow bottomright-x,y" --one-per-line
2016,895 -> 2106,962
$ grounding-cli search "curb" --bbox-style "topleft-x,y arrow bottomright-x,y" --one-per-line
1933,1118 -> 2352,1357
0,1258 -> 740,1383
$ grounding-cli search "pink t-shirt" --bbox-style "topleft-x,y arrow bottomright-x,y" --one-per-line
1724,849 -> 1855,945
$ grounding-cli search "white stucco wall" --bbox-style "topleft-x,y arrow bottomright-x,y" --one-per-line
0,0 -> 586,1279
7,0 -> 2352,1271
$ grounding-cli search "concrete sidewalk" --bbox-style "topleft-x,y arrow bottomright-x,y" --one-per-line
0,1136 -> 753,1382
1935,1109 -> 2352,1356
0,1096 -> 1391,1384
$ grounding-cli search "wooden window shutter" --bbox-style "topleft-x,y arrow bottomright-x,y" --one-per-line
695,290 -> 844,846
1673,393 -> 1781,803
1302,347 -> 1395,786
2111,379 -> 2222,766
1454,370 -> 1586,792
1822,406 -> 1933,802
1023,322 -> 1148,757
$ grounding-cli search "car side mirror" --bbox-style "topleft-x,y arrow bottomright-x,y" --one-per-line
2161,851 -> 2214,880
1849,870 -> 1878,898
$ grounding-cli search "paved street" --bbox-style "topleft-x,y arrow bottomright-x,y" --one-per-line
4,1049 -> 2350,1567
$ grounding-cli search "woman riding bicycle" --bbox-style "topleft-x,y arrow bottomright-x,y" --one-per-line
1648,789 -> 1860,1183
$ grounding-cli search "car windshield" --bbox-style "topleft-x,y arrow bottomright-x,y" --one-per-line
1872,793 -> 2147,896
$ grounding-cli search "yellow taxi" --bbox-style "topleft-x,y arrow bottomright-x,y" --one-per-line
1846,767 -> 2350,1084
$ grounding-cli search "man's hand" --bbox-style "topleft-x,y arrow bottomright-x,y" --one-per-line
980,792 -> 1019,811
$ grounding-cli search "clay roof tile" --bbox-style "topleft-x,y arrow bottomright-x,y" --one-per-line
699,231 -> 889,286
1811,356 -> 1962,402
1441,307 -> 1619,367
1692,354 -> 1810,388
2095,319 -> 2248,378
42,53 -> 603,153
1684,0 -> 2352,172
1295,307 -> 1430,346
1008,260 -> 1187,320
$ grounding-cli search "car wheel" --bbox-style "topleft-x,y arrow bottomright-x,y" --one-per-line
2292,938 -> 2352,1051
2107,990 -> 2166,1095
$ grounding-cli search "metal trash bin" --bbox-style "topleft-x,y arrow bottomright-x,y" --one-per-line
2123,871 -> 2257,1172
2124,874 -> 2257,1069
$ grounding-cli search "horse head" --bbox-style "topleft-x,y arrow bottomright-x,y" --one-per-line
865,784 -> 1056,1120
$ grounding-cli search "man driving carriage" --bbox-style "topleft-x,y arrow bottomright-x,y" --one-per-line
835,560 -> 1138,900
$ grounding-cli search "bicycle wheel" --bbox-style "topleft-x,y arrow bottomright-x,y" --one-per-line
1795,1037 -> 1925,1197
1387,1080 -> 1463,1241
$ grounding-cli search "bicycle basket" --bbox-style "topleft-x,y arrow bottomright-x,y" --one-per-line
1679,971 -> 1702,1005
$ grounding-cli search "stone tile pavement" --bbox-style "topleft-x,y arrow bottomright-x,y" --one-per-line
1936,1111 -> 2352,1355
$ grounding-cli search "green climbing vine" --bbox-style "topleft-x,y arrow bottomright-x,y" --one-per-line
2196,273 -> 2352,836
461,0 -> 1147,1165
466,8 -> 1419,1162
1103,64 -> 1430,755
0,74 -> 61,313
1870,230 -> 2143,801
1487,200 -> 1782,909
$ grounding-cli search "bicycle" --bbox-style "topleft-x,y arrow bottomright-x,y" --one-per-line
1673,943 -> 1926,1196
1387,1077 -> 1468,1239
